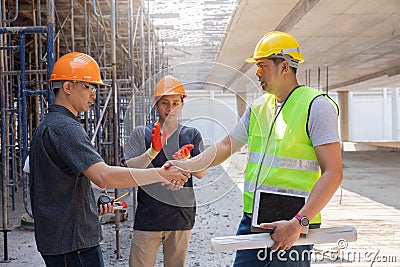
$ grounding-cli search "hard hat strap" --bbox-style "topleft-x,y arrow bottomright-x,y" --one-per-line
281,47 -> 300,54
282,54 -> 299,69
268,54 -> 299,69
50,81 -> 65,90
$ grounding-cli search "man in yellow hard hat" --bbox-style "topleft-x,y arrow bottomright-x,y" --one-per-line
169,31 -> 343,266
29,53 -> 189,267
125,75 -> 206,267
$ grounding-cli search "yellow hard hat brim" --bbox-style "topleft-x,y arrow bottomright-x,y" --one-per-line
245,57 -> 257,63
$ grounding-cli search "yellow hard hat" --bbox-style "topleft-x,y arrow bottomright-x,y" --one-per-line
153,75 -> 187,102
245,31 -> 304,68
49,52 -> 109,86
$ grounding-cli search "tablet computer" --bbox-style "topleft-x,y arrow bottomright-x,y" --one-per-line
251,189 -> 308,234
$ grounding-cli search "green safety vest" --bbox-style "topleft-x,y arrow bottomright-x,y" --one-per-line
244,86 -> 337,224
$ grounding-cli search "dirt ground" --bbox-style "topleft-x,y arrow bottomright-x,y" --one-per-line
1,150 -> 400,266
0,157 -> 244,266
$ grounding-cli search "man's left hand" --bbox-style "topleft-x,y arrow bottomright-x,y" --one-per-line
99,203 -> 114,216
260,218 -> 303,251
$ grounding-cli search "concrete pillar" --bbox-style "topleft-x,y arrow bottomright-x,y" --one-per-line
236,92 -> 247,119
392,88 -> 399,140
338,91 -> 349,142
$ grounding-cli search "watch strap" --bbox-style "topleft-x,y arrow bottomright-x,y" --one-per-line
294,214 -> 303,221
294,213 -> 310,227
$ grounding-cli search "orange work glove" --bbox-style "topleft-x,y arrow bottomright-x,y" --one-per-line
172,144 -> 194,160
147,122 -> 168,159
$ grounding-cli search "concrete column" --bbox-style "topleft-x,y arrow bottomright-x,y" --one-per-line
392,88 -> 399,140
236,92 -> 247,119
338,91 -> 349,142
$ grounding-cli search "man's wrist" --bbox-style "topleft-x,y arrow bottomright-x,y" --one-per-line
294,214 -> 310,227
147,147 -> 159,160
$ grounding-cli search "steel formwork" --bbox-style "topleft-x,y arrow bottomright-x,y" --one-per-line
0,0 -> 166,262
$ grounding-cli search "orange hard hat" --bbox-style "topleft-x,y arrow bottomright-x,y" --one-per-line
153,75 -> 187,102
49,52 -> 109,86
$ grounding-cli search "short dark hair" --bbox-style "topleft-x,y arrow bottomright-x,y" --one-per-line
155,95 -> 184,104
270,57 -> 297,74
53,88 -> 60,95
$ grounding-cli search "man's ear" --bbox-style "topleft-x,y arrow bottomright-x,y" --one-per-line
63,81 -> 71,95
281,61 -> 289,73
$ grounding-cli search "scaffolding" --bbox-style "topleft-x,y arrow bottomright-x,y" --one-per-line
0,0 -> 166,262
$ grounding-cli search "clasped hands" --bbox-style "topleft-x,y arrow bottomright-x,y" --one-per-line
159,144 -> 194,191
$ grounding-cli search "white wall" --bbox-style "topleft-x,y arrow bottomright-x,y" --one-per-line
349,89 -> 399,141
181,91 -> 240,146
181,88 -> 400,144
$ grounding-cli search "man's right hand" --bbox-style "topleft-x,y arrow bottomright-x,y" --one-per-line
148,122 -> 168,159
158,162 -> 190,187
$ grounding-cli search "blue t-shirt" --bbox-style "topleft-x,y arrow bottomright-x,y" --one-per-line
125,123 -> 203,231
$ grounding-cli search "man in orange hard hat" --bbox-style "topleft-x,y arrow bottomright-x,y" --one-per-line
169,31 -> 343,266
29,53 -> 189,267
125,75 -> 206,267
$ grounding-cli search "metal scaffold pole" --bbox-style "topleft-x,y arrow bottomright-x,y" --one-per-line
0,0 -> 167,263
0,0 -> 55,260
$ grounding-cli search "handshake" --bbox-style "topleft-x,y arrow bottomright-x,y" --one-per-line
158,146 -> 197,191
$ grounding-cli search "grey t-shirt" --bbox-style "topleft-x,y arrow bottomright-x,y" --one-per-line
30,104 -> 104,255
230,95 -> 339,146
125,123 -> 204,231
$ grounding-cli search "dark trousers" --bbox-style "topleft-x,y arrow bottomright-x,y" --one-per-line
41,245 -> 105,267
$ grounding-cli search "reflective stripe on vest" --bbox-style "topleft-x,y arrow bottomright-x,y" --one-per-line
244,182 -> 309,196
248,152 -> 320,173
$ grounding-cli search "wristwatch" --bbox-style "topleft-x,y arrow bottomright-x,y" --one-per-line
294,214 -> 310,227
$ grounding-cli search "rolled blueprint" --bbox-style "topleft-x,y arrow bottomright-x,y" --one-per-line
211,226 -> 357,252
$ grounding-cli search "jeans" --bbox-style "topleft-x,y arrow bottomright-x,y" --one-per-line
41,245 -> 105,267
233,214 -> 317,267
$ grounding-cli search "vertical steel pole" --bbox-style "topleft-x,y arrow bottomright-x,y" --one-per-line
0,29 -> 10,263
70,0 -> 75,51
325,66 -> 329,94
20,33 -> 28,181
110,0 -> 121,259
46,0 -> 55,104
140,7 -> 145,125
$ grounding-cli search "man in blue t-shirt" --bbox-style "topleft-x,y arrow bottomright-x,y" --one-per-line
125,75 -> 206,267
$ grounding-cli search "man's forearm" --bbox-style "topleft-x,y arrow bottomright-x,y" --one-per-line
298,142 -> 343,220
86,163 -> 163,188
182,134 -> 243,172
125,152 -> 152,169
299,172 -> 342,221
84,161 -> 190,189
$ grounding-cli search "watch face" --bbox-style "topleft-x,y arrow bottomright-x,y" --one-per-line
300,217 -> 310,227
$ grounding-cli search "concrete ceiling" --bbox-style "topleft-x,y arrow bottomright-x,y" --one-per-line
146,0 -> 237,90
211,0 -> 400,93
